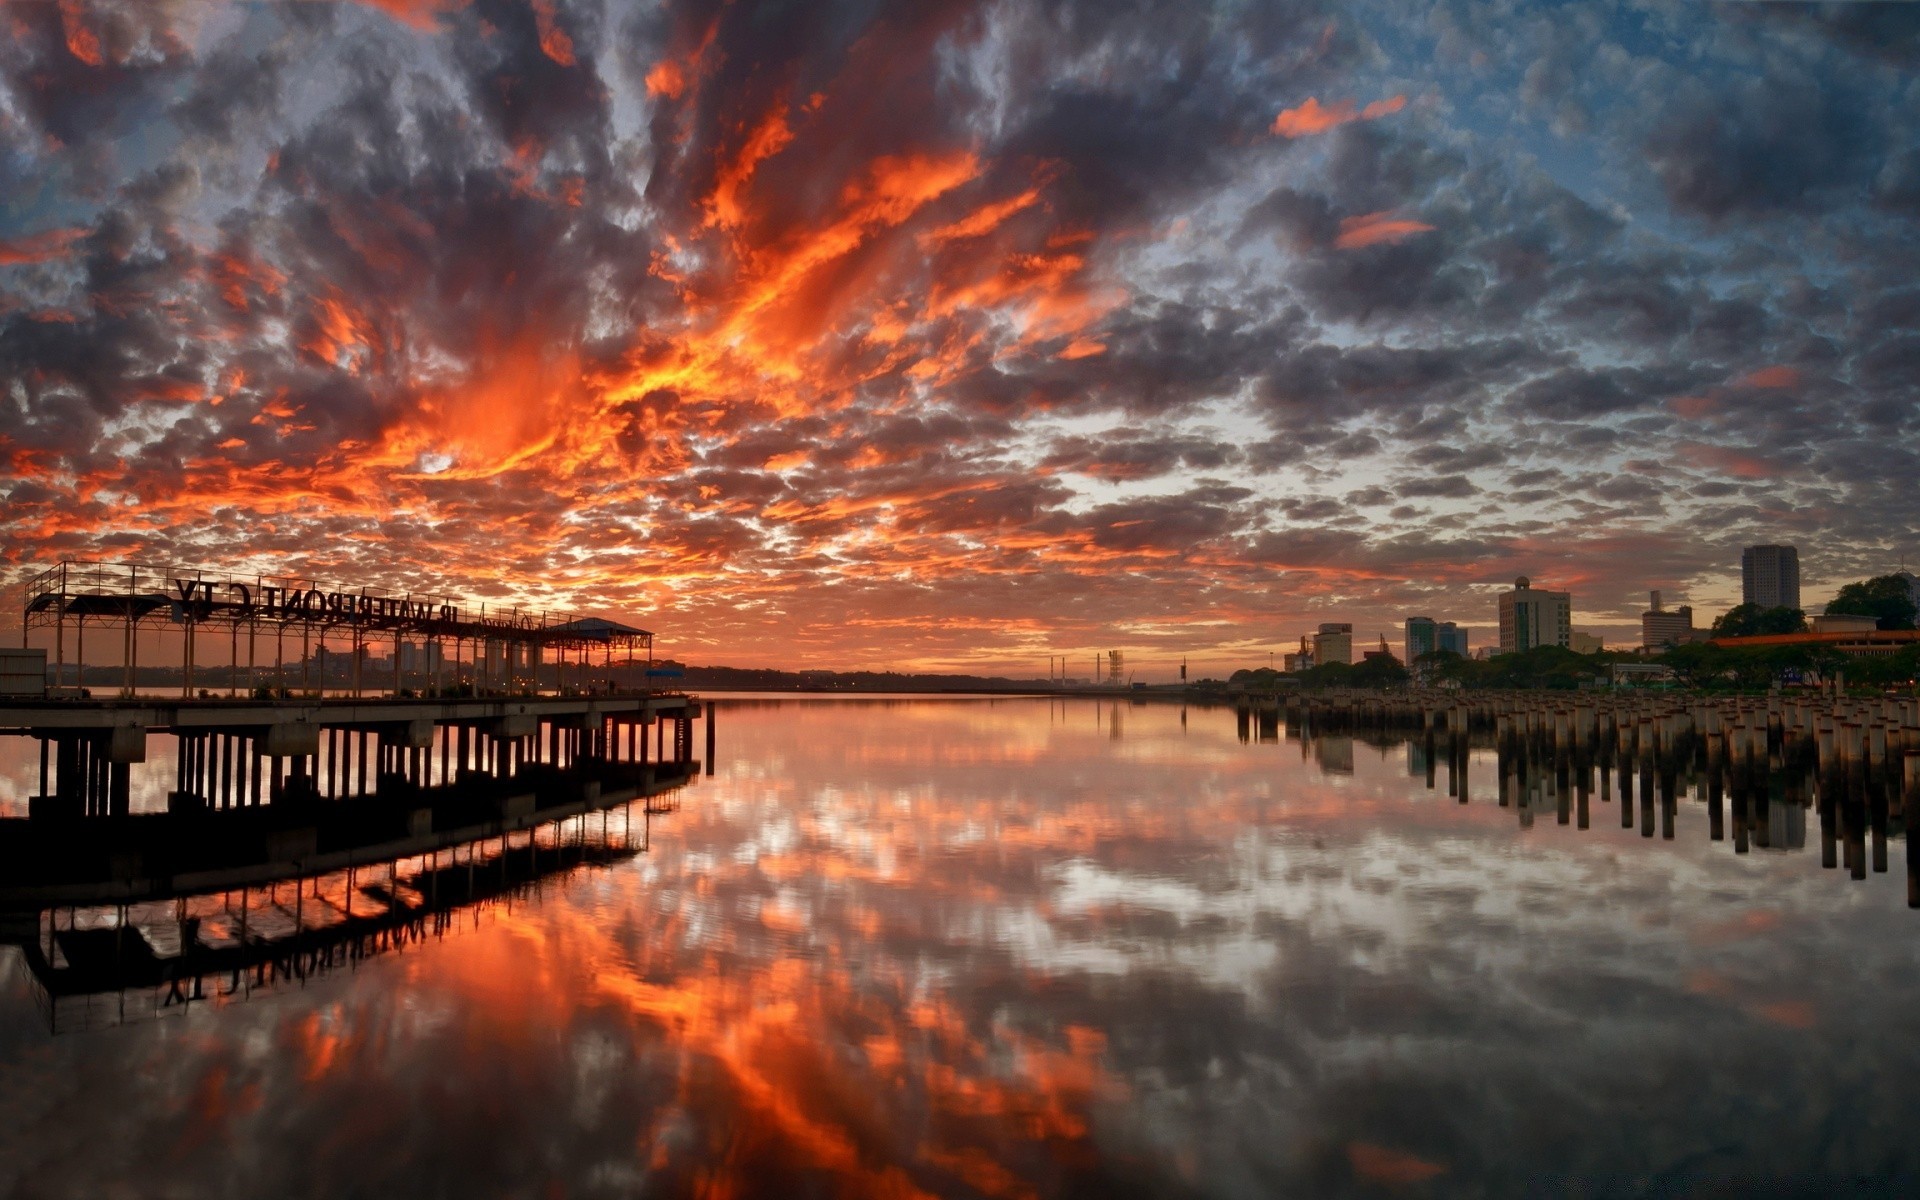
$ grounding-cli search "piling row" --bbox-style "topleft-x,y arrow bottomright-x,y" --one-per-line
24,702 -> 709,819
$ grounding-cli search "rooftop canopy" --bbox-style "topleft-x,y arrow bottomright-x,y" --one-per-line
539,617 -> 653,643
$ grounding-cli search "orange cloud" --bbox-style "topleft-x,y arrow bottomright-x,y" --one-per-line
1737,365 -> 1799,389
1752,1000 -> 1815,1030
1271,94 -> 1406,138
0,226 -> 86,266
1677,442 -> 1782,480
531,0 -> 574,66
1348,1143 -> 1446,1184
349,0 -> 466,30
1334,210 -> 1433,249
57,0 -> 102,64
919,187 -> 1042,246
645,59 -> 686,99
704,106 -> 795,230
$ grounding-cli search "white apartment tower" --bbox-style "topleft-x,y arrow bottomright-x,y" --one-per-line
1497,577 -> 1571,654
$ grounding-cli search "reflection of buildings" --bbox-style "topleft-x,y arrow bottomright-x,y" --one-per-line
1497,577 -> 1570,653
1314,735 -> 1354,775
1640,591 -> 1700,649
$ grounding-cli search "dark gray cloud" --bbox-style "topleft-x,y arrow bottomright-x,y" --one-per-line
0,0 -> 1916,664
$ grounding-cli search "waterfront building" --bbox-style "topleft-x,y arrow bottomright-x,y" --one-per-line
1640,590 -> 1701,649
1812,613 -> 1878,634
1497,577 -> 1571,654
1405,616 -> 1436,663
1312,623 -> 1353,666
1741,544 -> 1801,611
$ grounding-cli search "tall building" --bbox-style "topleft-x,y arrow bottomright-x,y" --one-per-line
1106,650 -> 1125,685
1408,616 -> 1468,661
1497,577 -> 1571,654
1312,622 -> 1353,666
1405,616 -> 1436,663
1640,590 -> 1699,649
1741,544 -> 1801,610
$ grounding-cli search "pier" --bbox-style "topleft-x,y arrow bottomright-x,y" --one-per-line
1,692 -> 714,820
0,557 -> 727,1030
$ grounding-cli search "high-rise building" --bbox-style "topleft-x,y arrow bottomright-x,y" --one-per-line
1408,616 -> 1469,661
1312,622 -> 1353,666
1405,616 -> 1436,663
1640,590 -> 1699,649
1741,545 -> 1801,611
1497,576 -> 1571,654
1106,650 -> 1125,685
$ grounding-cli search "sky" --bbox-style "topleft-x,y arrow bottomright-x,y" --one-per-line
1,0 -> 1917,676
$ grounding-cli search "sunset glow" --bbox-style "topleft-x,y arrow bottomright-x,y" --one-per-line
1,1 -> 1915,672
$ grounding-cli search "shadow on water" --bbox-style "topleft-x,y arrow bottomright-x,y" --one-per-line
0,758 -> 699,1034
1229,693 -> 1919,910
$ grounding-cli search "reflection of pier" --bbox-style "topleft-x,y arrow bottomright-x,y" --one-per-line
2,762 -> 693,1033
1270,690 -> 1919,909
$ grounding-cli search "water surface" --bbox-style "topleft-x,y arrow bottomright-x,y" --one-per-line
0,696 -> 1915,1197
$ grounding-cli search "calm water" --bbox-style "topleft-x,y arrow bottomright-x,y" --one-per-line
0,696 -> 1916,1197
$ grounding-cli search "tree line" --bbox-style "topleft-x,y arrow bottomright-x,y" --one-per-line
1221,574 -> 1919,694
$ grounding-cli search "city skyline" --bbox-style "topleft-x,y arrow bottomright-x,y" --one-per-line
2,2 -> 1917,674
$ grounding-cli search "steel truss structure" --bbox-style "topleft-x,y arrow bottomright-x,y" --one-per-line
20,559 -> 654,698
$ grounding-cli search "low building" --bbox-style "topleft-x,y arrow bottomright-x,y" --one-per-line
1812,613 -> 1879,634
1610,662 -> 1676,687
1570,631 -> 1604,654
1708,629 -> 1920,656
1640,590 -> 1701,649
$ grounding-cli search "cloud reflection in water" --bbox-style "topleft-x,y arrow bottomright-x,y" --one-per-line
0,697 -> 1916,1197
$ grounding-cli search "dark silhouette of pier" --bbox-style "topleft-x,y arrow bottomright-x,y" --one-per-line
1,753 -> 697,1033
